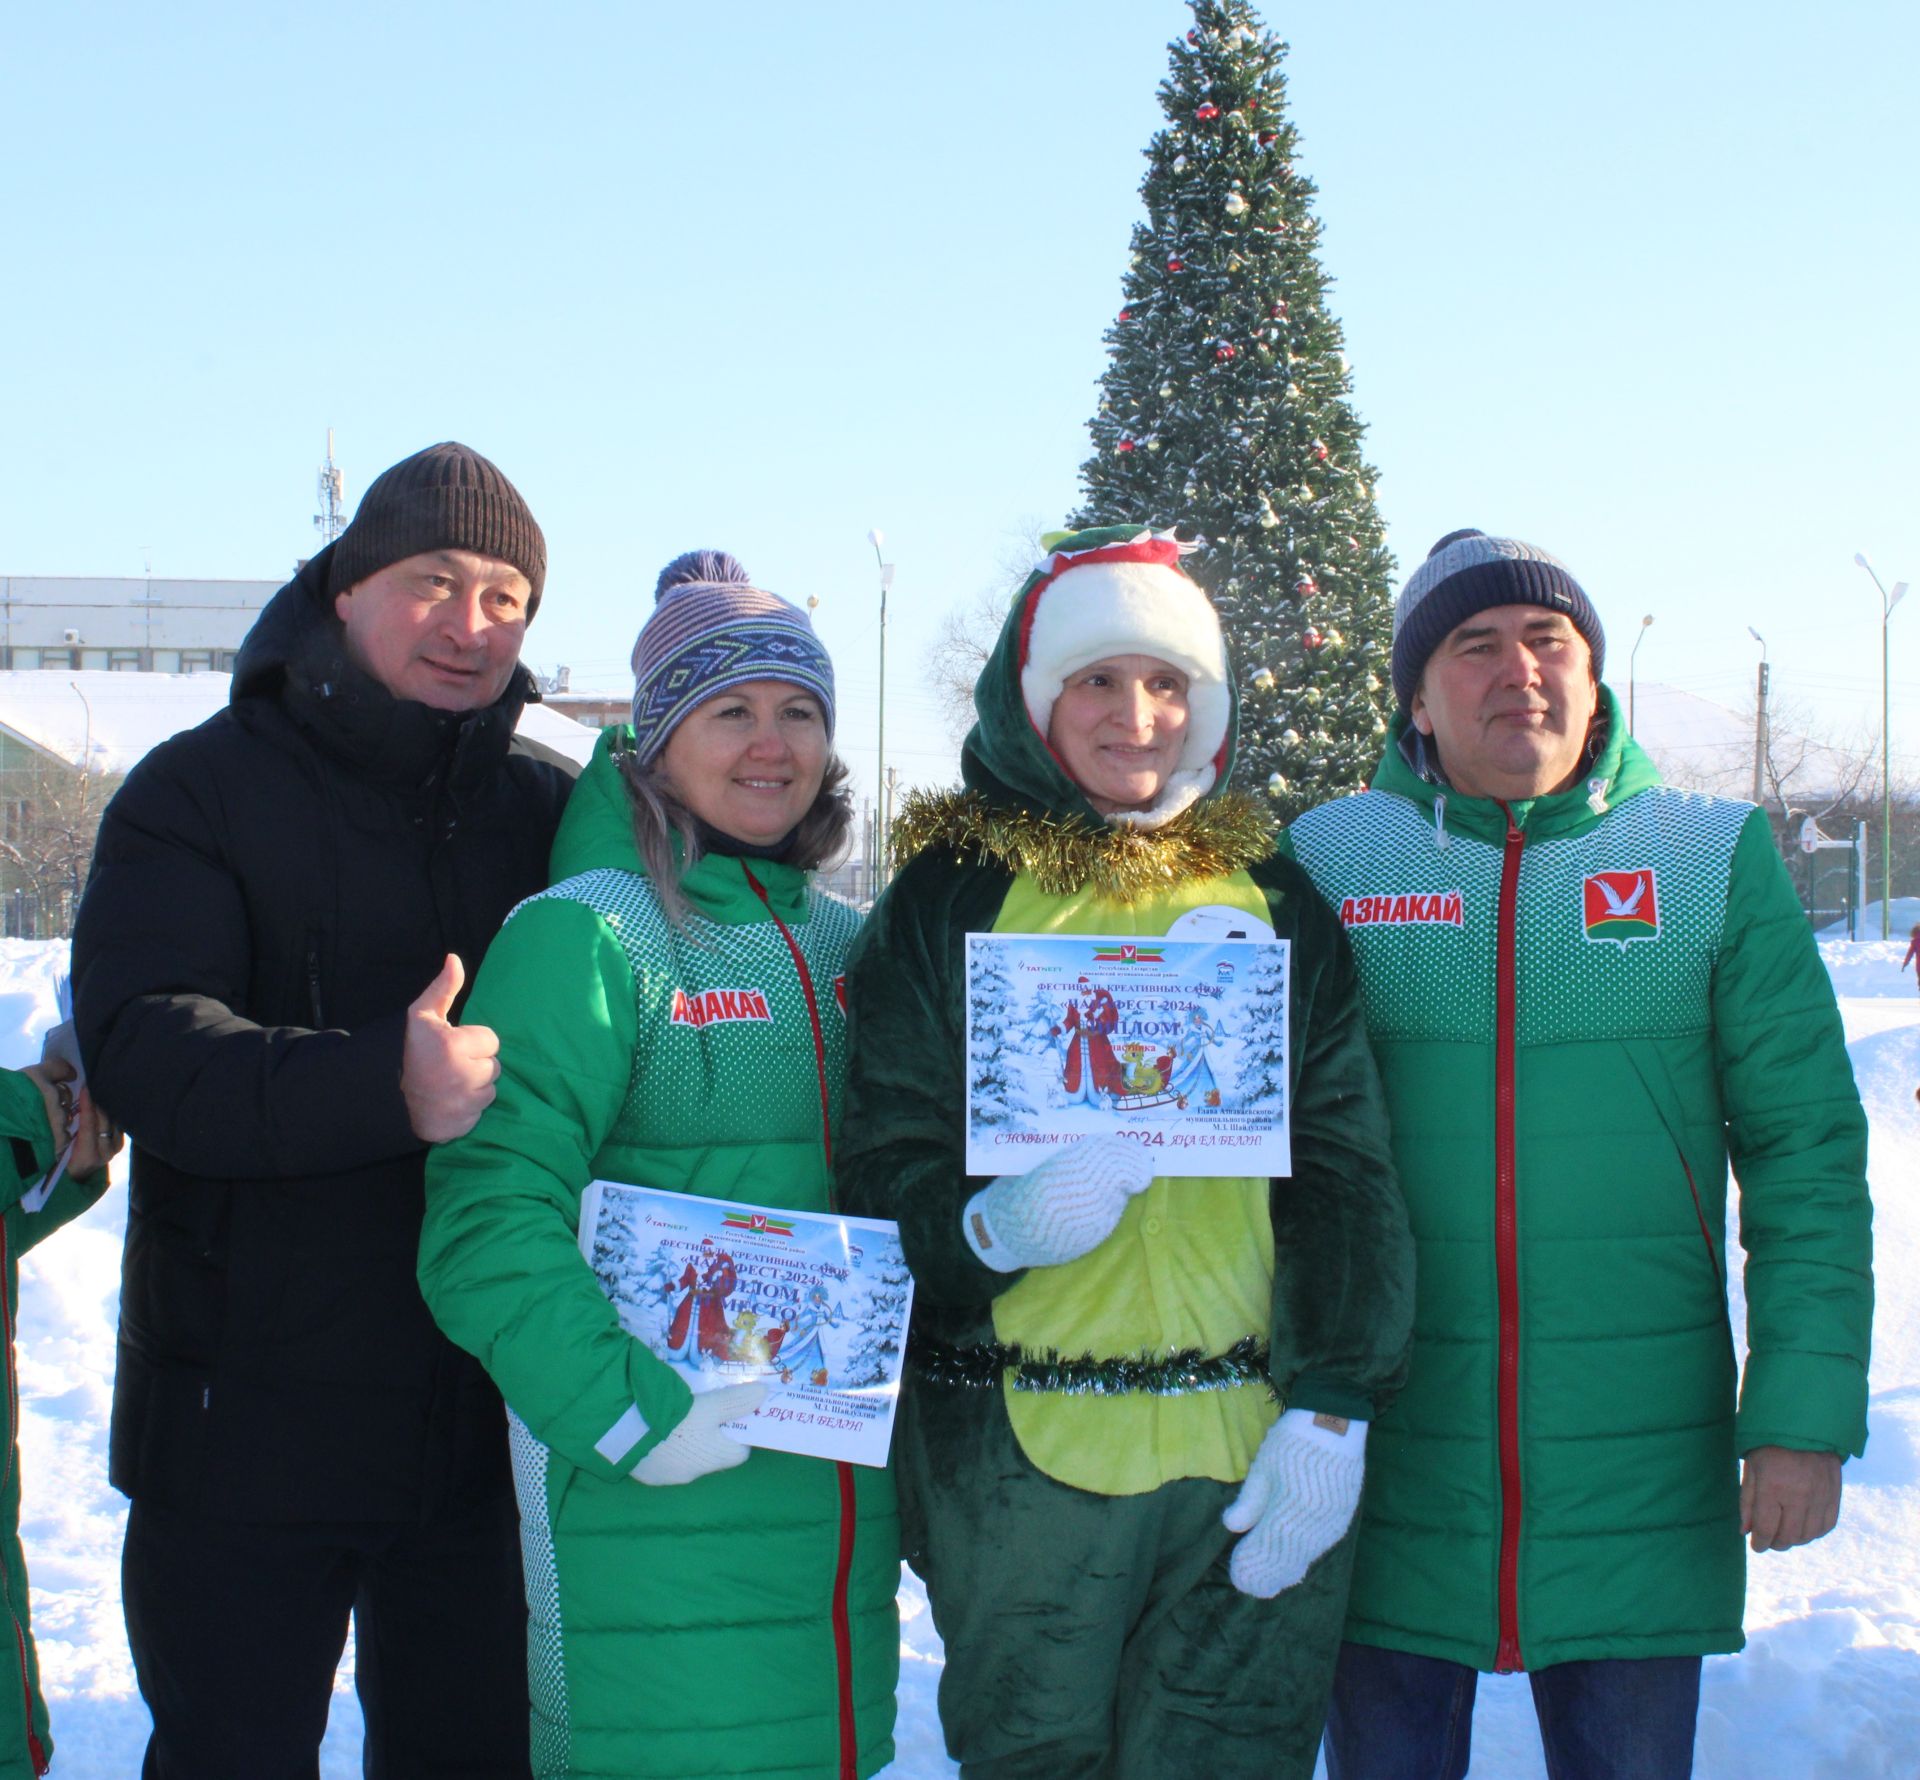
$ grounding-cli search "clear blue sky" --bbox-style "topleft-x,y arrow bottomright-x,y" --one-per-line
5,0 -> 1915,809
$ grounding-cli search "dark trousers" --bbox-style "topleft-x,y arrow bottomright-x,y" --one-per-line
1323,1640 -> 1703,1780
125,1495 -> 532,1780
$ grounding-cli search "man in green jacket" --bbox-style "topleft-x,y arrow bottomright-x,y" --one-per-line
1284,530 -> 1873,1780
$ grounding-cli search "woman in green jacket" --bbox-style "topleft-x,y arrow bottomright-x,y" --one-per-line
836,526 -> 1414,1780
0,1050 -> 117,1779
420,552 -> 898,1780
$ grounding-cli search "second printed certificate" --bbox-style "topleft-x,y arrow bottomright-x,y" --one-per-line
963,928 -> 1291,1179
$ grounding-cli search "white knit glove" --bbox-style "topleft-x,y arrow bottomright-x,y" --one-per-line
962,1135 -> 1156,1272
630,1383 -> 766,1487
1222,1408 -> 1368,1597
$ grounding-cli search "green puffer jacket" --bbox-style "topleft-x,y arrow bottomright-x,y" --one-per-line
0,1068 -> 109,1780
420,730 -> 899,1780
1281,690 -> 1873,1672
837,540 -> 1415,1475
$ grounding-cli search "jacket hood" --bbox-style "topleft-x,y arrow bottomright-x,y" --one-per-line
550,727 -> 810,921
960,525 -> 1239,825
231,548 -> 337,703
232,542 -> 541,788
1370,683 -> 1666,843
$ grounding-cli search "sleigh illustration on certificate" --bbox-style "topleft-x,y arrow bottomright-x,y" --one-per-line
963,928 -> 1292,1178
577,1181 -> 915,1467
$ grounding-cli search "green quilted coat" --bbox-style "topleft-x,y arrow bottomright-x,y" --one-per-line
420,729 -> 899,1780
1282,690 -> 1873,1672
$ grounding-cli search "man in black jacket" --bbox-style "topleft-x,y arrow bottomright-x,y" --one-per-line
73,443 -> 575,1779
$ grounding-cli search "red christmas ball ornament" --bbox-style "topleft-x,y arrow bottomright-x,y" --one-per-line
1187,28 -> 1201,43
1194,102 -> 1221,121
1116,438 -> 1137,454
1269,300 -> 1288,319
1295,575 -> 1318,598
1118,307 -> 1133,322
1302,627 -> 1325,651
1311,440 -> 1330,462
1214,342 -> 1237,362
1166,255 -> 1186,272
1259,129 -> 1277,146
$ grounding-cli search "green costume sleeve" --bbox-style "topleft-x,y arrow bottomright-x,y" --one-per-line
0,1070 -> 109,1248
1254,854 -> 1415,1423
420,897 -> 695,1479
838,852 -> 1020,1311
1715,810 -> 1873,1458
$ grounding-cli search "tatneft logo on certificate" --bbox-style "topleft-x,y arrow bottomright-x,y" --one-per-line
963,905 -> 1292,1179
577,1182 -> 914,1467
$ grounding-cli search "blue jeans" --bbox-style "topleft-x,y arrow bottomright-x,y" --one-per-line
1322,1641 -> 1701,1780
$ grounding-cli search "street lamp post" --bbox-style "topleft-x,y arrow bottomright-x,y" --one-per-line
1854,553 -> 1909,939
1628,614 -> 1654,736
867,529 -> 896,892
1746,627 -> 1769,808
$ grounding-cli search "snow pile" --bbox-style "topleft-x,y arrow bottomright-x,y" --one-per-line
1820,899 -> 1920,946
3,940 -> 1915,1776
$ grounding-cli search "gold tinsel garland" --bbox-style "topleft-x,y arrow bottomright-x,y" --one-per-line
890,788 -> 1275,903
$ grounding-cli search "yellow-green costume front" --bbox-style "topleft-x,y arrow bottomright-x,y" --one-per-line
836,532 -> 1415,1779
420,731 -> 898,1780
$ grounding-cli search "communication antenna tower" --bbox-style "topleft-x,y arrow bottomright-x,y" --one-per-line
314,428 -> 347,544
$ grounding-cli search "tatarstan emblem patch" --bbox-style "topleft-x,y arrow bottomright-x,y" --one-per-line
1582,869 -> 1660,948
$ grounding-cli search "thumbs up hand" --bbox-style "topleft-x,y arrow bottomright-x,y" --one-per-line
402,955 -> 501,1143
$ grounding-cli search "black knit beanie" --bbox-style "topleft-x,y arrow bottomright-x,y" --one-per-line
328,442 -> 546,616
1391,528 -> 1603,709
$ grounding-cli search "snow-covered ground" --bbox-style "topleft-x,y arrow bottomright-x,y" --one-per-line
4,937 -> 1916,1777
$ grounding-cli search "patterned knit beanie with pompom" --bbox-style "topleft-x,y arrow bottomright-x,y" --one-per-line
628,550 -> 836,764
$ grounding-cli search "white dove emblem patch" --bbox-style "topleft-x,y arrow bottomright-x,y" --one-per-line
1582,869 -> 1660,948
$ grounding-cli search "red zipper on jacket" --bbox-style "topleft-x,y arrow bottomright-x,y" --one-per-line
1680,1157 -> 1724,1288
1493,808 -> 1526,1675
741,867 -> 859,1780
0,1221 -> 49,1775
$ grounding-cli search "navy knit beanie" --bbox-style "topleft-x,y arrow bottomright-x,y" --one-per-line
629,551 -> 836,764
1391,529 -> 1604,709
329,442 -> 547,615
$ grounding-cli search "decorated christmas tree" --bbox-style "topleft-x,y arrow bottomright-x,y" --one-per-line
1073,0 -> 1396,819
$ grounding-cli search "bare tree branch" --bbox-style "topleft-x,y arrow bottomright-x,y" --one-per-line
923,518 -> 1052,745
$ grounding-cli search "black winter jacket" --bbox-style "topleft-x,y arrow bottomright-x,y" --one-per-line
73,545 -> 575,1523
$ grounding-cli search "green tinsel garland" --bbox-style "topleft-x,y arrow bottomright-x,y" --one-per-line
908,1330 -> 1274,1398
890,789 -> 1275,904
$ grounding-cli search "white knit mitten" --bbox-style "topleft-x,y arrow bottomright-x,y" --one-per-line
962,1135 -> 1156,1272
1222,1408 -> 1368,1597
630,1383 -> 766,1487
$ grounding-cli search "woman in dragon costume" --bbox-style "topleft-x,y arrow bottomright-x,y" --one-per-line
837,526 -> 1414,1779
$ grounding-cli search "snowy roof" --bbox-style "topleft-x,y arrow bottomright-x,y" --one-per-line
1627,682 -> 1864,806
0,669 -> 599,774
0,671 -> 230,773
514,699 -> 599,766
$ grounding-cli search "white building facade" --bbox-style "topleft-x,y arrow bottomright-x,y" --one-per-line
0,575 -> 279,673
